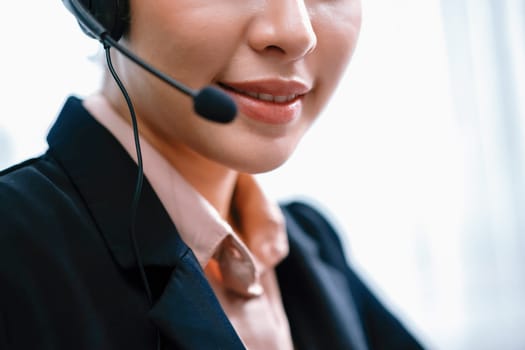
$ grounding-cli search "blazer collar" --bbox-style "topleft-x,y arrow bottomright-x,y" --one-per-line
46,96 -> 190,269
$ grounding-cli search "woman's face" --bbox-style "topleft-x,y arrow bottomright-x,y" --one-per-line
115,0 -> 362,173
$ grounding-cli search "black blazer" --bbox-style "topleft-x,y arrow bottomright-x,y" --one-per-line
0,97 -> 424,350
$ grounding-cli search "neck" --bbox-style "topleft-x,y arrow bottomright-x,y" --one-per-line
159,142 -> 239,220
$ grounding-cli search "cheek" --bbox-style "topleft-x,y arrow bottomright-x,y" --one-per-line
123,4 -> 248,146
308,1 -> 362,111
129,2 -> 247,85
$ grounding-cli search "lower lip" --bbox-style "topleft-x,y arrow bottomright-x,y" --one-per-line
223,90 -> 303,125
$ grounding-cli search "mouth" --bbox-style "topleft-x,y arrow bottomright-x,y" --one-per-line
217,80 -> 310,125
218,83 -> 301,103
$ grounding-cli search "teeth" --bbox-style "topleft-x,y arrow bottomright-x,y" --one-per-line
258,93 -> 274,102
274,95 -> 290,103
246,91 -> 259,99
229,86 -> 298,103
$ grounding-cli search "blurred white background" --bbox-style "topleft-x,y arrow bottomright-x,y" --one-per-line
1,1 -> 524,349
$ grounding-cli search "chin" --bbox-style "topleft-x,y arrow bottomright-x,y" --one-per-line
239,157 -> 290,175
217,147 -> 295,174
194,129 -> 303,174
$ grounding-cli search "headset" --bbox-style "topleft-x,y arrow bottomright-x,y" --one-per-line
61,2 -> 237,348
68,0 -> 129,41
63,0 -> 129,41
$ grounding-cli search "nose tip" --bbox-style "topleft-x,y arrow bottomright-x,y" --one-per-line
248,1 -> 317,61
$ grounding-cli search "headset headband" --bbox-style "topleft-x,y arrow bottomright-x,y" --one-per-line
62,0 -> 129,40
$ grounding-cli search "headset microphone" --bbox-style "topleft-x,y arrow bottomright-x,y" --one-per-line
62,0 -> 237,123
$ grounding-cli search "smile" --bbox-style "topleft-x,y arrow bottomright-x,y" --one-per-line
217,79 -> 310,125
221,84 -> 299,103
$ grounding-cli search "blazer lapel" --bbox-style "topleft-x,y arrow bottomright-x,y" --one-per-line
277,206 -> 369,350
149,249 -> 245,350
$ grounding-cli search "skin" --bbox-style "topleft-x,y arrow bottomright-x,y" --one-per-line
101,0 -> 362,219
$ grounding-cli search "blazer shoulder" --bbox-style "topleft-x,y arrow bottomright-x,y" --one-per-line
281,200 -> 338,238
280,200 -> 426,349
0,153 -> 82,243
280,199 -> 350,269
0,153 -> 60,191
0,155 -> 48,219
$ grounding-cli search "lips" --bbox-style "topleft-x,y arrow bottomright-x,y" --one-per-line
221,84 -> 300,103
218,80 -> 310,125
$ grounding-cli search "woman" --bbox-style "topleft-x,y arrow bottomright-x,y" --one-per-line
0,0 -> 424,349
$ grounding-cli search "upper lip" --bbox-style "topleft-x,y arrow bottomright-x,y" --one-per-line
219,79 -> 311,101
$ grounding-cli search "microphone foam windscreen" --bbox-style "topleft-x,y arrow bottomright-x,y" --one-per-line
194,86 -> 237,124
